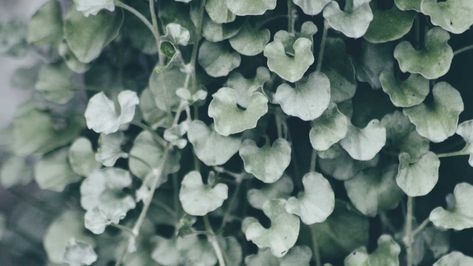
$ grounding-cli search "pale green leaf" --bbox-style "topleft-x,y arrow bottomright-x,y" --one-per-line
245,246 -> 312,266
35,62 -> 77,104
68,137 -> 100,176
177,235 -> 218,266
58,40 -> 91,74
0,156 -> 32,188
309,103 -> 349,151
354,42 -> 394,89
205,0 -> 236,24
433,252 -> 473,266
165,23 -> 191,46
242,199 -> 300,257
64,239 -> 98,266
27,0 -> 63,45
152,236 -> 182,266
340,119 -> 386,161
430,183 -> 473,230
285,172 -> 335,224
275,71 -> 331,121
396,152 -> 440,197
456,120 -> 473,167
139,88 -> 173,129
84,90 -> 139,134
394,0 -> 421,11
293,0 -> 331,15
247,175 -> 294,209
323,1 -> 373,38
95,132 -> 127,167
225,0 -> 277,16
198,40 -> 241,78
34,148 -> 80,192
149,65 -> 186,112
229,22 -> 270,56
202,16 -> 241,42
73,0 -> 115,16
179,171 -> 228,216
239,138 -> 291,183
394,27 -> 453,79
344,235 -> 400,266
404,82 -> 463,143
421,0 -> 473,34
380,66 -> 429,108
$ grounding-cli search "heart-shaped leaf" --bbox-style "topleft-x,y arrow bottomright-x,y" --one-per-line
64,8 -> 122,63
394,27 -> 453,79
323,1 -> 373,38
68,137 -> 100,177
208,87 -> 268,136
179,171 -> 228,216
225,0 -> 277,16
404,82 -> 463,143
205,0 -> 236,24
35,63 -> 77,104
354,42 -> 394,89
421,0 -> 473,34
274,72 -> 331,121
202,16 -> 241,42
364,1 -> 415,43
293,0 -> 331,15
380,66 -> 429,108
229,22 -> 270,56
344,235 -> 401,266
433,252 -> 473,266
429,183 -> 473,230
285,172 -> 335,224
198,40 -> 241,77
34,148 -> 80,192
187,120 -> 241,166
456,120 -> 473,167
340,119 -> 386,161
95,132 -> 127,167
139,88 -> 173,129
247,175 -> 294,209
149,65 -> 186,112
80,168 -> 136,234
264,32 -> 314,82
27,0 -> 63,45
73,0 -> 115,17
242,199 -> 300,257
396,152 -> 440,197
84,90 -> 139,135
345,164 -> 403,216
239,138 -> 292,183
309,103 -> 349,151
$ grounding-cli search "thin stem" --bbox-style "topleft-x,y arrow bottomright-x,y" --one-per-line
287,0 -> 295,33
219,181 -> 242,232
437,149 -> 469,158
309,227 -> 322,266
454,44 -> 473,56
114,242 -> 128,266
275,114 -> 283,139
111,224 -> 136,238
115,1 -> 158,43
404,197 -> 414,266
412,218 -> 430,237
149,0 -> 166,65
310,150 -> 317,172
204,216 -> 226,266
128,154 -> 154,171
256,14 -> 289,29
316,21 -> 329,72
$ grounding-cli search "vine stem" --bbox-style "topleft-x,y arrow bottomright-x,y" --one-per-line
287,0 -> 295,33
309,227 -> 322,266
316,21 -> 329,72
437,149 -> 469,158
310,150 -> 317,172
454,44 -> 473,56
148,0 -> 165,64
412,218 -> 430,237
204,216 -> 227,266
404,197 -> 414,266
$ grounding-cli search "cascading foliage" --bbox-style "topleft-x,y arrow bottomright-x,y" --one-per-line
2,0 -> 473,265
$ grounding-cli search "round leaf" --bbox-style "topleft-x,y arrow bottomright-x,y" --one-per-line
198,40 -> 241,78
309,103 -> 349,151
73,0 -> 115,17
247,175 -> 294,209
394,0 -> 421,11
68,137 -> 100,176
396,152 -> 440,197
323,1 -> 373,38
0,157 -> 32,188
421,0 -> 473,34
340,119 -> 386,161
34,148 -> 80,192
64,239 -> 98,266
149,65 -> 186,112
205,0 -> 236,24
95,132 -> 127,167
225,0 -> 277,16
344,235 -> 401,266
433,252 -> 473,266
229,22 -> 270,56
456,120 -> 473,167
27,0 -> 63,45
293,0 -> 331,15
35,62 -> 77,104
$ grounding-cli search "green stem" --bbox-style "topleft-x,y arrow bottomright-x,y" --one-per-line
115,1 -> 159,45
287,0 -> 295,33
219,181 -> 242,232
412,218 -> 430,237
454,44 -> 473,56
309,227 -> 322,266
204,216 -> 227,266
437,149 -> 470,158
316,21 -> 329,72
404,197 -> 414,266
310,150 -> 317,172
256,14 -> 289,29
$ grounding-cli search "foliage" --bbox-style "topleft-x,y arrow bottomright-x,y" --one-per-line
1,0 -> 473,265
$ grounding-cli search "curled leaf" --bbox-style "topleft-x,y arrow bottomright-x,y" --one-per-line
95,132 -> 127,167
198,40 -> 241,77
63,239 -> 98,266
380,66 -> 429,108
456,120 -> 473,167
344,235 -> 401,266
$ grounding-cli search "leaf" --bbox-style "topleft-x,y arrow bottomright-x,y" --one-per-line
456,120 -> 473,167
247,175 -> 294,209
205,0 -> 236,24
84,90 -> 139,134
264,32 -> 314,82
225,0 -> 277,16
187,120 -> 241,166
380,66 -> 429,108
354,42 -> 394,89
242,199 -> 300,257
293,0 -> 331,15
165,23 -> 191,46
0,157 -> 32,188
63,239 -> 98,266
177,235 -> 218,266
245,246 -> 312,266
340,119 -> 386,161
433,252 -> 473,266
12,109 -> 83,156
344,235 -> 401,266
152,236 -> 182,266
421,0 -> 473,34
394,27 -> 453,79
0,20 -> 27,57
322,37 -> 356,102
311,200 -> 369,260
35,62 -> 77,104
34,148 -> 81,192
58,41 -> 91,74
219,236 -> 243,266
394,0 -> 422,11
68,137 -> 100,176
129,131 -> 180,180
239,138 -> 292,183
179,171 -> 228,216
309,103 -> 349,151
364,1 -> 415,44
396,152 -> 440,197
208,87 -> 268,136
229,22 -> 270,56
64,8 -> 122,63
95,132 -> 127,167
429,183 -> 473,231
27,0 -> 63,45
73,0 -> 115,17
404,82 -> 463,143
139,88 -> 173,129
275,71 -> 331,121
202,16 -> 241,43
345,164 -> 403,216
43,211 -> 93,264
80,168 -> 136,234
323,1 -> 373,38
224,67 -> 271,107
285,172 -> 335,224
149,65 -> 186,112
198,40 -> 241,77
